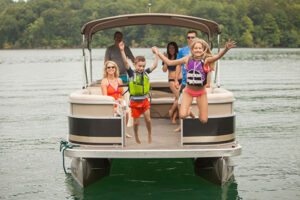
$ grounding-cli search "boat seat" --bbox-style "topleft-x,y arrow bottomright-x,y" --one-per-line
207,87 -> 235,102
150,87 -> 235,118
69,87 -> 133,125
69,88 -> 115,117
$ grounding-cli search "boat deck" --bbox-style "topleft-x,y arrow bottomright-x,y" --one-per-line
65,118 -> 241,158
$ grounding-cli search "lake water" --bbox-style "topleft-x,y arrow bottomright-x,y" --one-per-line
0,48 -> 299,200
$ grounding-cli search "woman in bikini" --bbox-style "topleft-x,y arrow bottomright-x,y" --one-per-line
162,42 -> 181,124
101,61 -> 132,138
153,38 -> 236,123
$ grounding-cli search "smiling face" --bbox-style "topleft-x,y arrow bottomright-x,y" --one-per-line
104,61 -> 119,78
134,61 -> 146,73
106,64 -> 116,75
134,56 -> 146,73
192,42 -> 204,58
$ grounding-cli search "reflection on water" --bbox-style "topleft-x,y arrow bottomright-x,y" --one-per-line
65,159 -> 240,200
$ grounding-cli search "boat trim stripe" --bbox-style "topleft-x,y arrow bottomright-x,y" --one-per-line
182,133 -> 235,143
69,134 -> 122,143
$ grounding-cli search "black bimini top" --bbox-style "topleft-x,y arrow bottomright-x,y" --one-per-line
81,13 -> 221,50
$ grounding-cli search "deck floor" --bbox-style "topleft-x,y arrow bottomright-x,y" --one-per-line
125,118 -> 181,149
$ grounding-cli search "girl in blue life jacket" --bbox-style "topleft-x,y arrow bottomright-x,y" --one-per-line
152,38 -> 236,123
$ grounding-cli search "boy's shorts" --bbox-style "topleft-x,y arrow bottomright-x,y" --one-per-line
130,98 -> 150,118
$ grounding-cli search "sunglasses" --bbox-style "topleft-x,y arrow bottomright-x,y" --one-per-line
187,36 -> 195,39
107,66 -> 115,69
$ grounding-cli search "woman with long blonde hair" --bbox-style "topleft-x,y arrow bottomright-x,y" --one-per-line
101,61 -> 132,138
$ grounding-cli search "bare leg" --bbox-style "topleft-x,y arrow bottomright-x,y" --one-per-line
174,91 -> 183,132
188,107 -> 195,119
168,81 -> 179,119
196,93 -> 208,123
179,90 -> 194,119
174,104 -> 181,132
133,117 -> 141,144
125,111 -> 132,138
174,106 -> 194,132
175,91 -> 193,132
172,109 -> 178,124
143,109 -> 152,144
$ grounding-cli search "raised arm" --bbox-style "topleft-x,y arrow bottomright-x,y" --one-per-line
149,50 -> 159,72
205,39 -> 236,64
152,46 -> 187,66
119,41 -> 130,70
162,53 -> 168,72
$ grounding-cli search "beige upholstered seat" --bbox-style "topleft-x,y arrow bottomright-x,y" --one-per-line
70,88 -> 116,117
150,85 -> 235,118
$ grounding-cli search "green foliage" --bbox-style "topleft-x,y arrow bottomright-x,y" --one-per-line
0,0 -> 299,48
239,30 -> 253,47
262,13 -> 281,47
0,0 -> 13,13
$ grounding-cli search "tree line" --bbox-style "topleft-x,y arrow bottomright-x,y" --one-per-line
0,0 -> 299,49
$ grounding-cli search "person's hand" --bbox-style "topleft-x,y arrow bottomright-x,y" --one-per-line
225,39 -> 237,50
119,41 -> 125,51
151,46 -> 159,54
163,52 -> 167,57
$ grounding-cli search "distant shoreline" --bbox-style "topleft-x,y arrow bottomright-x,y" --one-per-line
1,47 -> 300,50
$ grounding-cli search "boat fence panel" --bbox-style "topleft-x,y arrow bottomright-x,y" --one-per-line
181,115 -> 235,145
69,117 -> 122,146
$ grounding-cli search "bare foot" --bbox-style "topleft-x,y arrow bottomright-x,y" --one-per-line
171,112 -> 177,124
174,126 -> 181,132
189,110 -> 195,119
126,133 -> 132,138
135,138 -> 141,144
134,133 -> 141,144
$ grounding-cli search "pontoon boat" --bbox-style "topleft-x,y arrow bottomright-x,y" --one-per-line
60,13 -> 242,187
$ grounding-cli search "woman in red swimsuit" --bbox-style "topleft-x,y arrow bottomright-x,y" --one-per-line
101,61 -> 132,138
